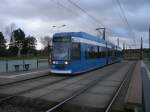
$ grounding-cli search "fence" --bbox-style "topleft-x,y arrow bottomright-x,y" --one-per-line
0,59 -> 49,73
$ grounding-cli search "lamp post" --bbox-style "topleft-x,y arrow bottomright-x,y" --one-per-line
140,37 -> 143,60
96,27 -> 106,40
117,38 -> 119,47
96,27 -> 107,64
149,28 -> 150,49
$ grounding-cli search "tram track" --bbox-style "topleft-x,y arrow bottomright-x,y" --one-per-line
44,61 -> 135,112
0,75 -> 71,104
0,73 -> 50,87
0,61 -> 133,112
104,62 -> 136,112
31,62 -> 127,99
0,62 -> 123,103
0,64 -> 117,102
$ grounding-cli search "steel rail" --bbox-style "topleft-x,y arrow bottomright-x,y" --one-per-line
0,72 -> 50,87
0,76 -> 70,104
105,62 -> 136,112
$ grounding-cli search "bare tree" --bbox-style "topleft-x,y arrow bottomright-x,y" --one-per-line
40,36 -> 52,48
40,36 -> 52,62
5,23 -> 16,45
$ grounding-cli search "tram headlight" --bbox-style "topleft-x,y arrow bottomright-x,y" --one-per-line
52,61 -> 56,64
64,61 -> 68,64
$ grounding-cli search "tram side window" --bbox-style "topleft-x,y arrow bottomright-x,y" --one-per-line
85,45 -> 92,59
72,43 -> 80,59
85,45 -> 99,59
112,50 -> 115,57
92,46 -> 98,58
98,47 -> 106,58
98,46 -> 101,58
97,46 -> 103,58
108,48 -> 111,56
116,51 -> 121,57
116,51 -> 119,57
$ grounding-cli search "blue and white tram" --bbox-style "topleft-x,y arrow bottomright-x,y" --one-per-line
50,32 -> 122,74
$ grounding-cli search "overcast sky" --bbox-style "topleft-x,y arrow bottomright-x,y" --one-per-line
0,0 -> 150,49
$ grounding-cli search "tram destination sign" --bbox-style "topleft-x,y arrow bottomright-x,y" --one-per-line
53,36 -> 71,42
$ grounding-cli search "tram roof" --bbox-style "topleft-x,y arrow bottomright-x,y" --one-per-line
53,32 -> 121,50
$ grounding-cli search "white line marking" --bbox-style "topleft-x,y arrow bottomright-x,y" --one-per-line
141,61 -> 150,80
0,70 -> 49,79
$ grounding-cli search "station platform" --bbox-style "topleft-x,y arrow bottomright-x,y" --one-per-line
125,61 -> 142,111
0,67 -> 50,85
141,61 -> 150,112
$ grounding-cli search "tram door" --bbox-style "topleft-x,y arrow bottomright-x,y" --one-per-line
112,49 -> 116,62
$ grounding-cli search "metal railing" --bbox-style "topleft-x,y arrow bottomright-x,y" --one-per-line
0,59 -> 49,73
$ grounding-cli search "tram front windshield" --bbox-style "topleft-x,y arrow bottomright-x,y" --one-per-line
52,37 -> 71,61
